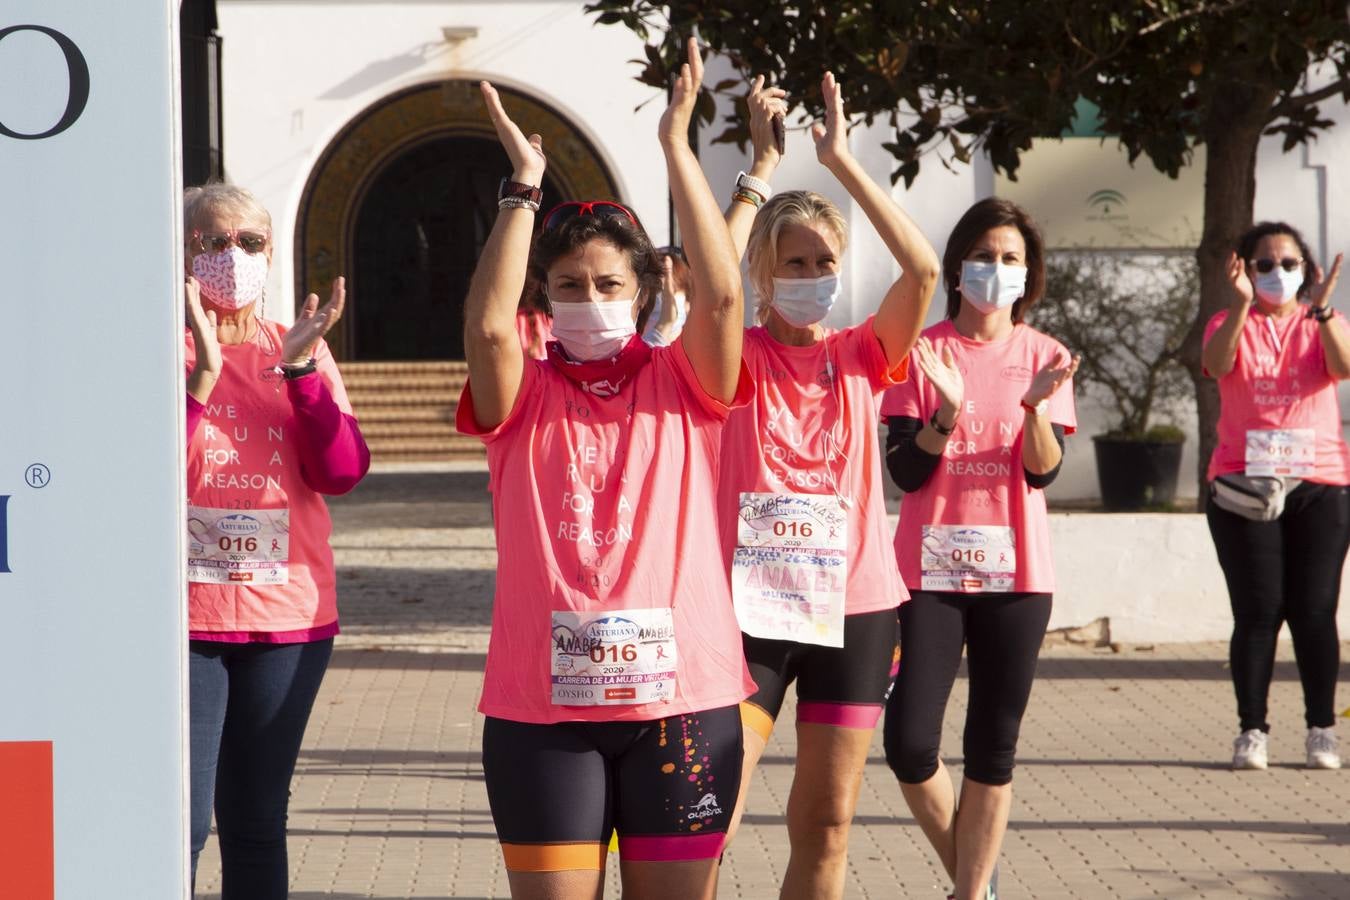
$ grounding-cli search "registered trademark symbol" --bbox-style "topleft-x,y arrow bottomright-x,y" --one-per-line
25,463 -> 50,488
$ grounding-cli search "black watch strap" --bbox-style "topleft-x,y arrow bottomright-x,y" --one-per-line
280,358 -> 318,380
929,409 -> 956,436
1312,305 -> 1335,323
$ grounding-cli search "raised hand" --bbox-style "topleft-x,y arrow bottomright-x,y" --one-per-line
656,256 -> 681,328
658,36 -> 703,149
809,72 -> 850,171
186,275 -> 221,402
1227,251 -> 1254,308
747,74 -> 788,169
282,276 -> 345,366
1025,351 -> 1080,406
480,81 -> 545,185
1309,252 -> 1344,311
914,337 -> 963,412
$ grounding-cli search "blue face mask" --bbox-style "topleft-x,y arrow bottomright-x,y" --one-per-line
959,261 -> 1026,314
772,274 -> 840,327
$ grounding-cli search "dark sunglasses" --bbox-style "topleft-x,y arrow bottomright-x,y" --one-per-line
1251,257 -> 1304,274
655,245 -> 687,262
192,228 -> 270,255
542,200 -> 639,232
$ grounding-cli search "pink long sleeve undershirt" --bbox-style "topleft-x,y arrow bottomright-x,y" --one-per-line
185,373 -> 370,495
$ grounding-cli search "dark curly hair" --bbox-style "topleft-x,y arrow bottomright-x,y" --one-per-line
1237,221 -> 1316,300
942,197 -> 1045,324
527,209 -> 663,313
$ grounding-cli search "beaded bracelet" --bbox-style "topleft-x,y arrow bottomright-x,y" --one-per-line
498,196 -> 541,212
731,189 -> 764,209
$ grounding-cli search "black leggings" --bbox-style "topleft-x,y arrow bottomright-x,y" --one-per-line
1206,481 -> 1348,731
884,592 -> 1051,786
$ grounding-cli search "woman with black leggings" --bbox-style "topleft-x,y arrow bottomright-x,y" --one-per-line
1201,221 -> 1349,771
881,199 -> 1078,900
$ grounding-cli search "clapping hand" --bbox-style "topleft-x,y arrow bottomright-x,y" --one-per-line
1024,351 -> 1080,406
914,337 -> 963,416
1309,253 -> 1344,312
281,277 -> 345,366
810,72 -> 850,171
186,276 -> 221,402
747,75 -> 788,168
480,81 -> 545,185
658,36 -> 704,149
1227,251 -> 1254,308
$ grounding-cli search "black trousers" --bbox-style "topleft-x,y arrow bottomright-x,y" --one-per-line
884,592 -> 1052,787
1206,481 -> 1349,732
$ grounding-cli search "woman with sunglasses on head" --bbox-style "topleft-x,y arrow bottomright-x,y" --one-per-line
716,73 -> 940,898
1202,221 -> 1349,771
182,183 -> 369,898
881,198 -> 1078,900
457,38 -> 753,900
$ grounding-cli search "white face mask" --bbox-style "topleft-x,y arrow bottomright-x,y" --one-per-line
1253,268 -> 1303,306
772,274 -> 840,327
550,297 -> 637,361
959,260 -> 1026,314
192,246 -> 269,310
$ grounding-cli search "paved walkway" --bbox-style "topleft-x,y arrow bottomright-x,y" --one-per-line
196,466 -> 1350,899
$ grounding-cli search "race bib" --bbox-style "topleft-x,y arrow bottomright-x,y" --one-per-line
551,609 -> 676,706
187,506 -> 290,585
920,524 -> 1015,593
731,492 -> 848,647
1245,428 -> 1315,477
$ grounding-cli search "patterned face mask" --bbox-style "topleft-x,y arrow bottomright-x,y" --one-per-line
192,246 -> 269,310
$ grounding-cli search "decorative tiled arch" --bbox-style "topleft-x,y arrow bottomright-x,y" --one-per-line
295,80 -> 619,359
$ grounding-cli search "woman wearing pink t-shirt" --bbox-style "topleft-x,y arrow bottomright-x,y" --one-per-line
881,198 -> 1078,900
456,40 -> 754,900
716,74 -> 940,898
1202,221 -> 1349,772
182,184 -> 370,898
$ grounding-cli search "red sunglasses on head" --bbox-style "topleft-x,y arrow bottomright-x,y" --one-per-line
541,200 -> 639,232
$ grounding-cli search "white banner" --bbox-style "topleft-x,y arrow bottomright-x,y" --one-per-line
0,4 -> 186,898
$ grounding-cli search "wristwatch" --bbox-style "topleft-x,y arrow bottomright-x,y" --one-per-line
1310,305 -> 1335,323
1021,397 -> 1049,417
735,170 -> 772,201
497,178 -> 542,209
279,358 -> 317,380
929,409 -> 957,436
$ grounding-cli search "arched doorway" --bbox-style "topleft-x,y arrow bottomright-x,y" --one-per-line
350,136 -> 564,360
296,80 -> 620,361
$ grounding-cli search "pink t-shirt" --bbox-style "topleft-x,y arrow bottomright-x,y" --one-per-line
1203,306 -> 1350,484
718,320 -> 910,616
185,322 -> 354,633
457,338 -> 757,725
516,310 -> 553,360
882,320 -> 1077,595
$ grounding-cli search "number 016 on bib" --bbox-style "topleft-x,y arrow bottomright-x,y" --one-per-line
920,524 -> 1016,593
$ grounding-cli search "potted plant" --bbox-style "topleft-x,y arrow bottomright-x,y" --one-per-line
1034,252 -> 1198,510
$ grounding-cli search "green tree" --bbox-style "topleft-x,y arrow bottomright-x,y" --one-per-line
588,1 -> 1350,492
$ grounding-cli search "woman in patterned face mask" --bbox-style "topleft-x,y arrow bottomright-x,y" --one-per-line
1202,221 -> 1350,773
182,183 -> 369,899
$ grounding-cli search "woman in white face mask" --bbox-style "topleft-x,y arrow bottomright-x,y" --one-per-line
715,72 -> 941,898
1201,221 -> 1350,773
181,183 -> 368,898
457,39 -> 757,900
880,197 -> 1078,900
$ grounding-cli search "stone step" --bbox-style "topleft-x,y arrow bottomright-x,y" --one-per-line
335,360 -> 479,462
364,434 -> 483,457
337,360 -> 468,376
361,421 -> 460,439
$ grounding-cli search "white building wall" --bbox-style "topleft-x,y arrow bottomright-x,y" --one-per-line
217,2 -> 1350,503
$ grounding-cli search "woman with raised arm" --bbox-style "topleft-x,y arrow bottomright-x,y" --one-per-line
717,73 -> 940,899
881,198 -> 1078,900
1202,221 -> 1349,771
455,38 -> 753,900
182,183 -> 369,899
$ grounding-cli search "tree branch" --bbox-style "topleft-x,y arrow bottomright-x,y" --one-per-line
1270,76 -> 1350,120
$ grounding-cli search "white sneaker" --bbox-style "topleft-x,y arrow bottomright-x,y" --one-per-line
1232,729 -> 1268,770
1306,726 -> 1342,769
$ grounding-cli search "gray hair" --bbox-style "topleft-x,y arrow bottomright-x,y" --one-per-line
183,183 -> 272,237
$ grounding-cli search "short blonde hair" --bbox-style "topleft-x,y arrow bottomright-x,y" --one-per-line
183,183 -> 272,242
745,190 -> 848,323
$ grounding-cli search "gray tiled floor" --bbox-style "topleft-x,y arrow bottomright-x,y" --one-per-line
195,466 -> 1350,898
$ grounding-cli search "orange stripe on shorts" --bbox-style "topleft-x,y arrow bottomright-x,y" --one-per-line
740,701 -> 775,742
0,741 -> 54,900
501,841 -> 607,872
